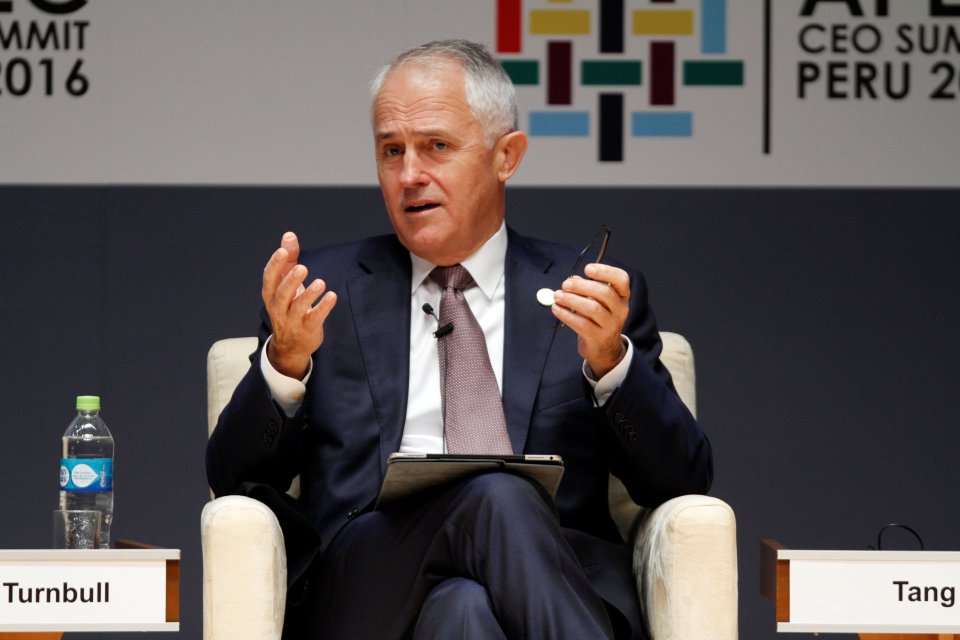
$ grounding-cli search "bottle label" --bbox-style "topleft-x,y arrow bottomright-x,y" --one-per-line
60,458 -> 113,492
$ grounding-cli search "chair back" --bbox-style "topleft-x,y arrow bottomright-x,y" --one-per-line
207,337 -> 258,437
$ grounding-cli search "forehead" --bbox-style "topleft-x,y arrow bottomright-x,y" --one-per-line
372,62 -> 479,138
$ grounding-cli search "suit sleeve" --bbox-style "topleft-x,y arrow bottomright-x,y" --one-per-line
602,268 -> 713,507
205,307 -> 306,498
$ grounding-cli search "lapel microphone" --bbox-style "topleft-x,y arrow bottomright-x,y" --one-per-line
422,303 -> 454,338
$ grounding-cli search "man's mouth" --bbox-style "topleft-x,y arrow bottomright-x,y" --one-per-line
404,202 -> 440,213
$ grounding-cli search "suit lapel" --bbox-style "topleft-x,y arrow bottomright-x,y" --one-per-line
346,237 -> 411,474
502,229 -> 564,453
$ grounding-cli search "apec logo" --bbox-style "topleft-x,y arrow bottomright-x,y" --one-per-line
0,1 -> 87,15
496,0 -> 746,163
0,0 -> 89,98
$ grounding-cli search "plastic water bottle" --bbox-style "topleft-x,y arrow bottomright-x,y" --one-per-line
59,395 -> 114,548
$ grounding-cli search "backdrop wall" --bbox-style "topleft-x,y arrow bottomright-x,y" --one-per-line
3,0 -> 959,186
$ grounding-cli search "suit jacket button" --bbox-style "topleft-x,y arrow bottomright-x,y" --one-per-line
346,507 -> 360,519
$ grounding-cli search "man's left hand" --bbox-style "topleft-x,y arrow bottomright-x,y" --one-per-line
551,263 -> 630,379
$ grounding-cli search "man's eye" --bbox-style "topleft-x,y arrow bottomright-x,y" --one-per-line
384,147 -> 401,157
433,141 -> 447,151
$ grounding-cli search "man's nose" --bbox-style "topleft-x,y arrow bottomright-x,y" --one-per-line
399,151 -> 429,188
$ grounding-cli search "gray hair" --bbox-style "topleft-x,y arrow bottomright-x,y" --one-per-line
371,39 -> 518,146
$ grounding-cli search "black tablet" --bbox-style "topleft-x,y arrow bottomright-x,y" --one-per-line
375,453 -> 565,508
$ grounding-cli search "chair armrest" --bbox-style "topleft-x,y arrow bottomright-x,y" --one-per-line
201,496 -> 287,640
633,495 -> 738,640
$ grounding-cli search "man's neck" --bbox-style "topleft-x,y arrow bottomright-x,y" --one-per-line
409,221 -> 508,300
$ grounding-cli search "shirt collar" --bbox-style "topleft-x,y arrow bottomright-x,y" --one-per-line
410,221 -> 507,300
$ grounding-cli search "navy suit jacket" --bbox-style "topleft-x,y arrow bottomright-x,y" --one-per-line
207,227 -> 712,598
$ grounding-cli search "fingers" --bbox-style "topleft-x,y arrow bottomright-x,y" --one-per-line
280,231 -> 300,263
262,232 -> 303,303
551,264 -> 630,377
288,276 -> 330,319
259,232 -> 337,378
553,265 -> 630,326
262,248 -> 288,300
551,287 -> 609,333
268,261 -> 334,327
304,286 -> 337,331
275,265 -> 309,306
584,263 -> 630,298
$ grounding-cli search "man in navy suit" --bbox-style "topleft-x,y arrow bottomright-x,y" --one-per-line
207,39 -> 712,640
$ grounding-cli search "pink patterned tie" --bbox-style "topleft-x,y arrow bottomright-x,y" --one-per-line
431,265 -> 513,454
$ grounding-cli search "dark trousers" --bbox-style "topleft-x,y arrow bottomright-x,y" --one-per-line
292,472 -> 644,640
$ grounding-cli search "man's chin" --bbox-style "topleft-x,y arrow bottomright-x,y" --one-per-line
396,229 -> 460,265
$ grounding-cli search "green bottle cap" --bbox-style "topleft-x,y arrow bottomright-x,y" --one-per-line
76,395 -> 101,411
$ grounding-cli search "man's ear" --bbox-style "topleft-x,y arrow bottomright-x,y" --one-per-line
494,130 -> 528,182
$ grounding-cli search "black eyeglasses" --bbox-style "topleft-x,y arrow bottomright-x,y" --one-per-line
568,225 -> 611,278
553,226 -> 611,330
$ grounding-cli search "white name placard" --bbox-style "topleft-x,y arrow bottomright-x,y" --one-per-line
780,549 -> 960,634
0,549 -> 179,632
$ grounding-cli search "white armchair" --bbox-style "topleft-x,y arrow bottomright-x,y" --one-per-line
202,333 -> 738,640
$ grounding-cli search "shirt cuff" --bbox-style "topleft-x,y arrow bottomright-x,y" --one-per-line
582,336 -> 634,406
260,335 -> 312,417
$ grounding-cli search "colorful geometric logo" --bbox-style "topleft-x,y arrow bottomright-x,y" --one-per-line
496,0 -> 745,161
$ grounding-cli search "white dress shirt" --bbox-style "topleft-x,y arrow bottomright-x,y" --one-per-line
261,223 -> 633,453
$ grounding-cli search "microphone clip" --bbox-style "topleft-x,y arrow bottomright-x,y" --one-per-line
423,303 -> 455,339
433,322 -> 454,338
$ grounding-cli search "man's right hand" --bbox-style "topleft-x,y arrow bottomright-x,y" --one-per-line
262,231 -> 338,379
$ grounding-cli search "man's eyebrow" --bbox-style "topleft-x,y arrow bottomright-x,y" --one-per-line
375,129 -> 452,141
